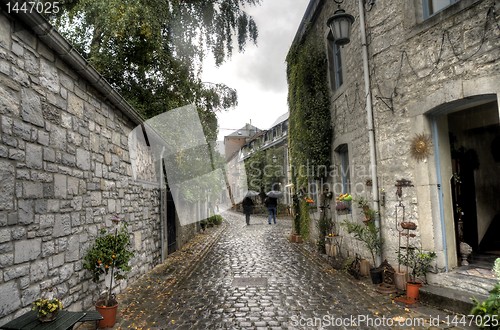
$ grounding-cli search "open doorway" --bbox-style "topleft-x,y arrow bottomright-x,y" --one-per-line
448,100 -> 500,266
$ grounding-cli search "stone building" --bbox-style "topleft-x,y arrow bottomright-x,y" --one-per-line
291,0 -> 499,293
240,113 -> 291,205
0,7 -> 196,324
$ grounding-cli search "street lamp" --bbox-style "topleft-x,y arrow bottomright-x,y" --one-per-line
326,1 -> 354,46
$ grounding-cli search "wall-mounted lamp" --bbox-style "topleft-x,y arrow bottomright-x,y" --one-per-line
326,0 -> 355,46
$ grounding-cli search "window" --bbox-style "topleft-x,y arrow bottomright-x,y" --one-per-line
335,144 -> 350,193
327,32 -> 343,91
423,0 -> 459,18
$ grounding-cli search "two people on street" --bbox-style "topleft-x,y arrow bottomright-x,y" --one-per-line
242,186 -> 281,225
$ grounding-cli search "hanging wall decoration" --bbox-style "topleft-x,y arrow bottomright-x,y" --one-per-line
410,133 -> 432,161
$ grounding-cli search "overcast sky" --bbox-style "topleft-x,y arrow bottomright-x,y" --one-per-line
202,0 -> 310,140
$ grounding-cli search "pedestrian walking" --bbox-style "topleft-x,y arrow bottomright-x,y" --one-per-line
242,196 -> 254,225
264,196 -> 278,224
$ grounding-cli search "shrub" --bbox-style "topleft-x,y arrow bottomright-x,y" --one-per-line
470,258 -> 500,329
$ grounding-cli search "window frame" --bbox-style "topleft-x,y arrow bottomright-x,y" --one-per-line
335,144 -> 350,194
422,0 -> 460,19
327,32 -> 344,92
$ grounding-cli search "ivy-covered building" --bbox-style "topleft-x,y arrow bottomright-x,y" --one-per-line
241,113 -> 291,205
289,0 -> 499,295
224,114 -> 291,206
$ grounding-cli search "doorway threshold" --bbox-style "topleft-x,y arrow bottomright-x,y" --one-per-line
427,265 -> 496,297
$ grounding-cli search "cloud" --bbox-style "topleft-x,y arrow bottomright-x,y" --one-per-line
233,0 -> 309,93
202,0 -> 309,139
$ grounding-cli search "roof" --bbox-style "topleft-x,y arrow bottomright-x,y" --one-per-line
269,112 -> 289,128
1,4 -> 145,125
225,123 -> 262,138
291,0 -> 325,46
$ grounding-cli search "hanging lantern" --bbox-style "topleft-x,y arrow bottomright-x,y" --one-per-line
327,8 -> 355,46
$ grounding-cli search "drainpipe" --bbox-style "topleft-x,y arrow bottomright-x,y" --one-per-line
159,146 -> 166,262
358,0 -> 382,266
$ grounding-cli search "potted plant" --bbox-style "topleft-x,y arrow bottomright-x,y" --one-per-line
32,297 -> 63,322
398,246 -> 436,301
356,197 -> 377,223
83,215 -> 134,328
341,219 -> 383,284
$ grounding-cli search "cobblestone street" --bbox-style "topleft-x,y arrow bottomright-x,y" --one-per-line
114,211 -> 464,330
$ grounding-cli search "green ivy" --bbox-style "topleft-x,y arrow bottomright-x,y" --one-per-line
287,31 -> 332,236
287,36 -> 331,186
299,199 -> 311,240
244,146 -> 286,193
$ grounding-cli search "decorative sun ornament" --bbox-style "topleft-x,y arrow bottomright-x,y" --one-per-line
410,133 -> 432,161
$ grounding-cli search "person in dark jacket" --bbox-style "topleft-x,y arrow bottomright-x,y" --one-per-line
264,196 -> 278,224
242,197 -> 254,225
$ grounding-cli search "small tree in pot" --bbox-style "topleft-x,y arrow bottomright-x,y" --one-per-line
398,246 -> 436,300
83,215 -> 134,327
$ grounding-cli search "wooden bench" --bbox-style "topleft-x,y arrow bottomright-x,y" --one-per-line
74,311 -> 103,329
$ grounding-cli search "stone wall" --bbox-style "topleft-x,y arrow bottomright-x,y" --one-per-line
296,0 -> 500,268
0,11 -> 163,324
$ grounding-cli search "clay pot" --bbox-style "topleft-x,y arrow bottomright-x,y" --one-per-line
400,221 -> 417,230
96,303 -> 118,328
406,282 -> 422,301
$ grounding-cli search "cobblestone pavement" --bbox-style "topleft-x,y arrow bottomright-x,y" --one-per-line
113,211 -> 467,330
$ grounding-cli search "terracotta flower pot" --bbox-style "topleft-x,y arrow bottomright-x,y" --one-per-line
400,221 -> 417,230
406,282 -> 422,301
96,303 -> 118,328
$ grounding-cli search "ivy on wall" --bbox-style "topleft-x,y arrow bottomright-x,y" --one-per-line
244,146 -> 286,193
286,33 -> 332,236
287,37 -> 331,187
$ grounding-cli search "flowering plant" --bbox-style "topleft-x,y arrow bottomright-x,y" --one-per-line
32,298 -> 63,319
304,197 -> 315,204
337,193 -> 352,201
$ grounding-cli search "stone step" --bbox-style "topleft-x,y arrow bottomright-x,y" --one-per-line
419,284 -> 489,316
427,269 -> 496,296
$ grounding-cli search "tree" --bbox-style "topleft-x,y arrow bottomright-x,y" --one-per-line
45,0 -> 260,125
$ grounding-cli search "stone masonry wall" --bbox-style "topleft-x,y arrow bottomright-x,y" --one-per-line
300,0 -> 499,267
0,12 -> 162,324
